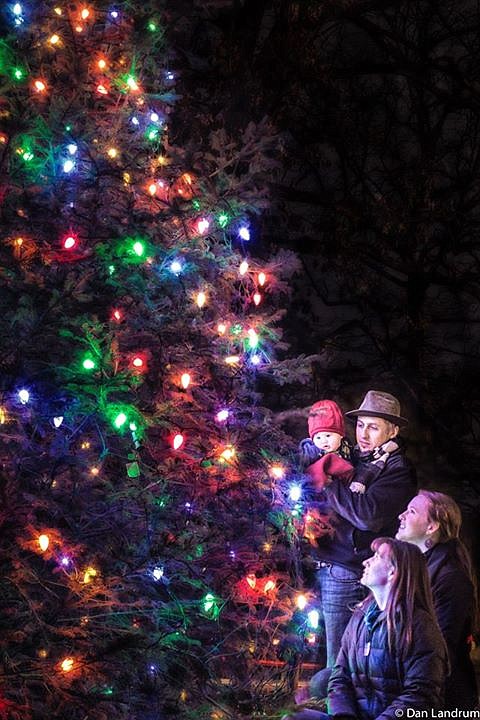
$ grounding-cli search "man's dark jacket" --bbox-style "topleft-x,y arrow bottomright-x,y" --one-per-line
317,447 -> 417,572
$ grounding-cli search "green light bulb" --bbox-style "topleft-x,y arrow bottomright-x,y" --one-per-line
148,21 -> 157,32
114,412 -> 127,429
132,241 -> 145,257
217,213 -> 230,228
82,358 -> 95,370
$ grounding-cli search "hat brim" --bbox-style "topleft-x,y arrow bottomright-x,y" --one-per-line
345,409 -> 408,427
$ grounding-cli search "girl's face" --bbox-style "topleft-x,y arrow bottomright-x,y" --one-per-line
361,543 -> 395,589
312,431 -> 342,453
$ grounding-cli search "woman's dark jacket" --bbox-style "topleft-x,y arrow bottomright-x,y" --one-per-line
328,601 -> 447,720
426,539 -> 478,709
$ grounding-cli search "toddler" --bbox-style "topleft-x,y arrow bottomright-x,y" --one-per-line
299,400 -> 364,493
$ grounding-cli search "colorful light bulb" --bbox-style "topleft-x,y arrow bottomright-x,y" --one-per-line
217,323 -> 227,335
239,260 -> 249,275
216,409 -> 229,422
170,260 -> 182,274
308,609 -> 320,629
258,272 -> 266,286
196,291 -> 206,308
63,235 -> 76,249
38,534 -> 50,552
296,594 -> 308,610
18,388 -> 30,404
238,226 -> 250,241
132,240 -> 145,256
53,416 -> 64,428
114,412 -> 127,429
253,292 -> 262,306
289,484 -> 302,502
180,372 -> 191,389
82,358 -> 95,370
172,433 -> 184,450
196,218 -> 210,235
60,657 -> 75,673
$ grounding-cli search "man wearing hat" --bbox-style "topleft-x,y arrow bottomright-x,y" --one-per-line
308,390 -> 416,687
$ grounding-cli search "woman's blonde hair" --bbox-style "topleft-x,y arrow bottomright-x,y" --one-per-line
418,490 -> 473,579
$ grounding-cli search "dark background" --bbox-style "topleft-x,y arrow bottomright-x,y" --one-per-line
166,0 -> 480,559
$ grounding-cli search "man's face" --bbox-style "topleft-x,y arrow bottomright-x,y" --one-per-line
360,542 -> 395,590
312,431 -> 342,453
355,416 -> 398,451
396,494 -> 431,544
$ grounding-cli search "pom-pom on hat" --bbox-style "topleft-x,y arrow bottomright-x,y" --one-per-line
308,400 -> 345,439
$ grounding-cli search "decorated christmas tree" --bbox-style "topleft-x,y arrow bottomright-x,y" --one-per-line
0,2 -> 315,718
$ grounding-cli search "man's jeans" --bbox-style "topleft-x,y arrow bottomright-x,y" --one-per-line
315,562 -> 365,668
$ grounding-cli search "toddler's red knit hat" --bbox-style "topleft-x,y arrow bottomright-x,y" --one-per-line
308,400 -> 345,439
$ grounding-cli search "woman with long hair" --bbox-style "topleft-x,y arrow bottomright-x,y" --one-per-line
397,490 -> 478,709
284,538 -> 447,720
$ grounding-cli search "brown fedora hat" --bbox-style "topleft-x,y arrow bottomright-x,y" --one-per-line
345,390 -> 408,426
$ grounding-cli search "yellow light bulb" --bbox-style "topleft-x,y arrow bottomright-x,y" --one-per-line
83,566 -> 97,584
34,80 -> 46,93
225,355 -> 240,365
0,406 -> 7,424
296,594 -> 308,610
263,580 -> 276,593
38,534 -> 50,552
269,465 -> 285,479
180,690 -> 187,702
54,7 -> 62,15
148,183 -> 157,196
90,467 -> 99,476
75,25 -> 83,33
196,291 -> 206,308
253,292 -> 262,306
81,8 -> 90,19
180,373 -> 191,389
60,657 -> 74,673
38,648 -> 48,658
107,148 -> 118,159
263,542 -> 272,553
217,323 -> 227,335
49,34 -> 60,45
123,172 -> 131,185
220,446 -> 235,461
98,58 -> 107,70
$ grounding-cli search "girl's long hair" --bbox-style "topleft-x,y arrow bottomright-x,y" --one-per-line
369,537 -> 439,654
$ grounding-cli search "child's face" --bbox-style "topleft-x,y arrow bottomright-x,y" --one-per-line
312,431 -> 342,453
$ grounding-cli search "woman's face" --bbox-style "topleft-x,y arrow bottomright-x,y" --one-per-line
361,543 -> 395,589
396,494 -> 431,544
